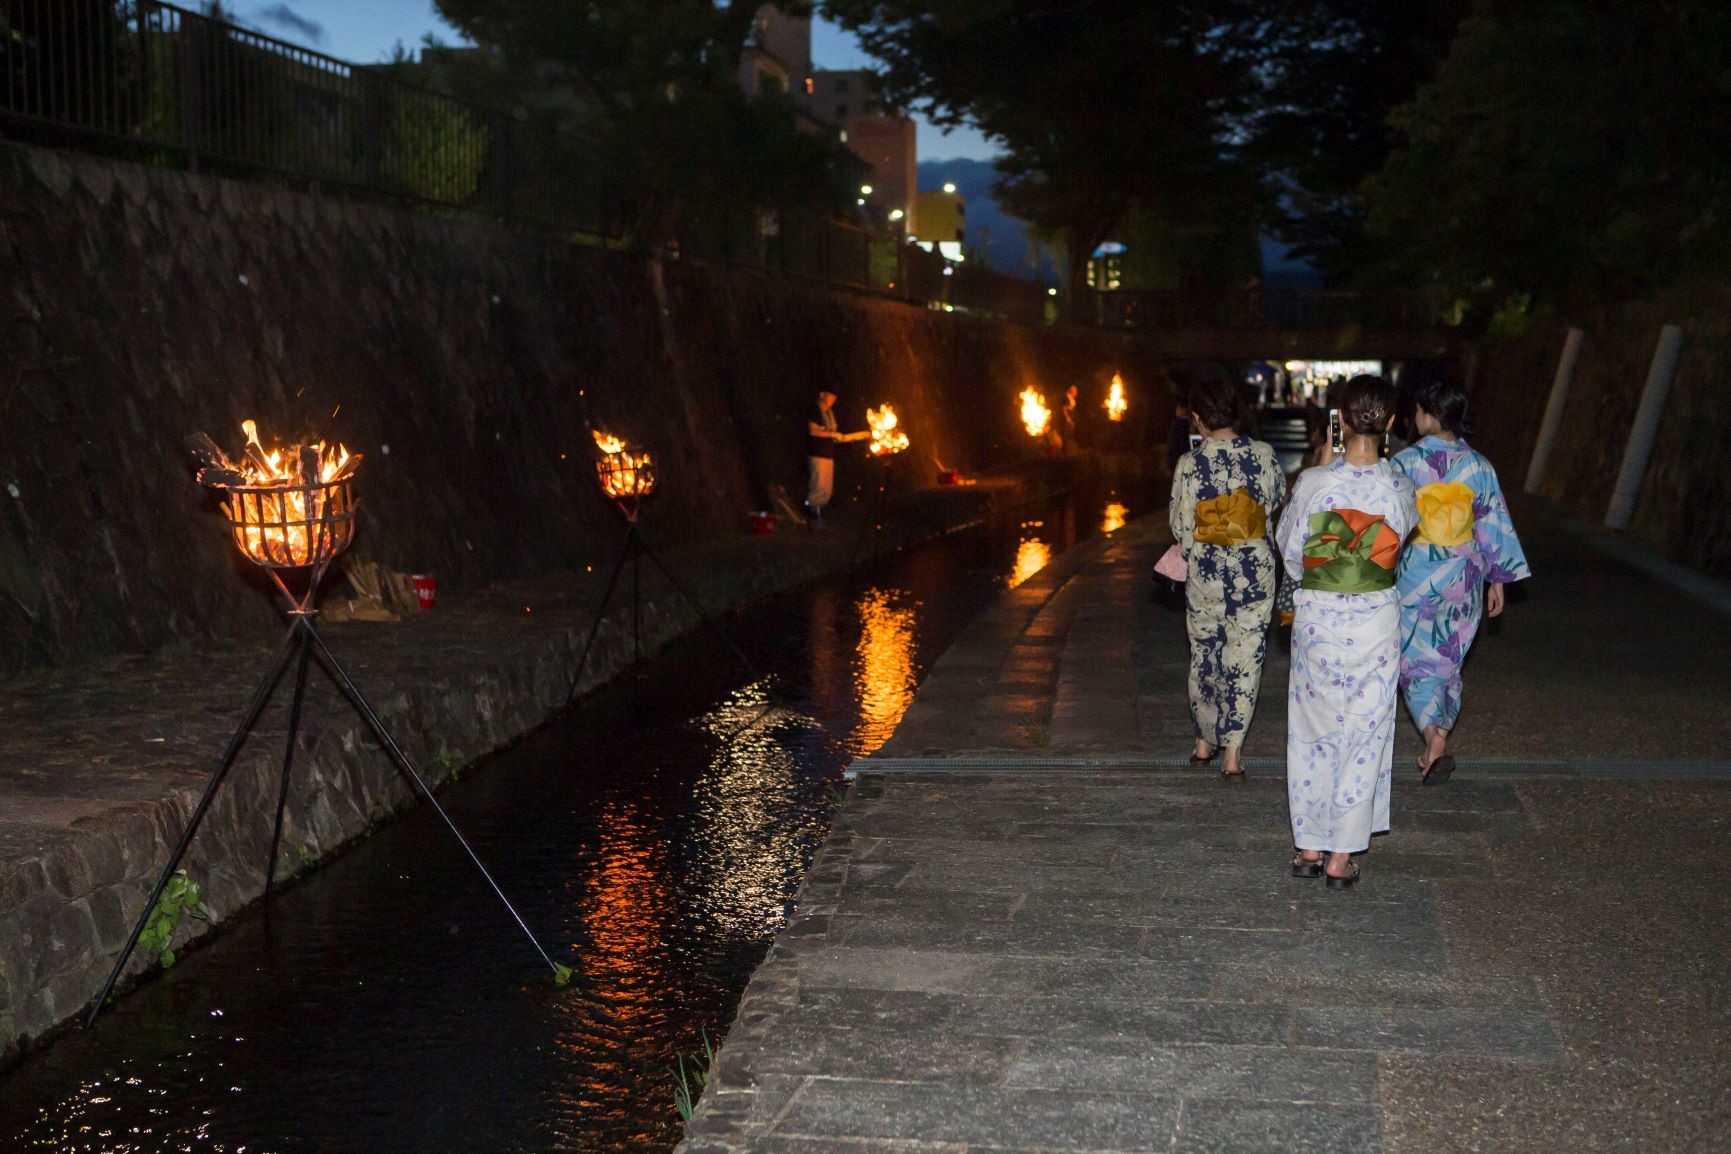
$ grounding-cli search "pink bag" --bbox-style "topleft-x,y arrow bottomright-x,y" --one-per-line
1154,544 -> 1188,583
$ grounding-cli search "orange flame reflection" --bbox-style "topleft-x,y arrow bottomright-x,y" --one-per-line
1008,535 -> 1051,588
853,587 -> 917,755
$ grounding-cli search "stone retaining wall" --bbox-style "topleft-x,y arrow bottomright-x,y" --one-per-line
1469,283 -> 1731,576
0,140 -> 1151,678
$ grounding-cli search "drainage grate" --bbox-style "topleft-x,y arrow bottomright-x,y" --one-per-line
844,754 -> 1731,781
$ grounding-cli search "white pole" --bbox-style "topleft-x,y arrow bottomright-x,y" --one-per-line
1605,324 -> 1684,530
1524,326 -> 1583,495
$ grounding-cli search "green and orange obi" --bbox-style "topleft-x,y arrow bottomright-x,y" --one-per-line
1301,508 -> 1402,593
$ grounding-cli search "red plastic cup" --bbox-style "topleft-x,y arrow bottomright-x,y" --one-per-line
749,511 -> 776,536
412,574 -> 437,611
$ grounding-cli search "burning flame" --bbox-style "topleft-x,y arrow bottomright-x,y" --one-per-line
592,429 -> 656,500
1105,375 -> 1127,422
1102,501 -> 1128,535
198,420 -> 359,567
1020,388 -> 1051,438
866,405 -> 910,456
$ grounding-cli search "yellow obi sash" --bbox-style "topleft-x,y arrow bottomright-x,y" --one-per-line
1193,489 -> 1267,547
1413,481 -> 1476,547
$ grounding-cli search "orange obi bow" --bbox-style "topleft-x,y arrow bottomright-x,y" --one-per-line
1193,489 -> 1267,546
1414,481 -> 1475,547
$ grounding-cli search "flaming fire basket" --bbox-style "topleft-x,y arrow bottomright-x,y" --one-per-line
87,422 -> 567,1025
567,429 -> 755,704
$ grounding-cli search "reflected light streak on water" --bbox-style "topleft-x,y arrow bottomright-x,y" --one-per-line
1007,536 -> 1052,588
688,684 -> 814,942
850,588 -> 918,757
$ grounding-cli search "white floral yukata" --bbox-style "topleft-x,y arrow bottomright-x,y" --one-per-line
1276,458 -> 1417,853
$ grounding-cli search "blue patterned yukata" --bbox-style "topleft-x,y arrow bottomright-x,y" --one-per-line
1169,436 -> 1287,750
1390,435 -> 1531,734
1276,459 -> 1417,853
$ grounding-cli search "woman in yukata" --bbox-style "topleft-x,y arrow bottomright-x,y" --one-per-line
1390,377 -> 1531,783
1276,375 -> 1417,889
1169,375 -> 1286,780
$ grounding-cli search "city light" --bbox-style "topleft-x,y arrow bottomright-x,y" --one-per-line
1047,287 -> 1058,296
888,208 -> 904,221
860,184 -> 873,195
942,182 -> 957,194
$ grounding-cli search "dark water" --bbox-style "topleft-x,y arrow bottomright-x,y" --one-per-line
0,487 -> 1140,1154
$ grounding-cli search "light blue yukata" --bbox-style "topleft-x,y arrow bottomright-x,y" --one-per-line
1390,435 -> 1531,734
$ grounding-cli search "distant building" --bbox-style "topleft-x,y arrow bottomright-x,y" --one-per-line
913,187 -> 965,261
738,5 -> 811,98
808,68 -> 881,122
805,69 -> 915,229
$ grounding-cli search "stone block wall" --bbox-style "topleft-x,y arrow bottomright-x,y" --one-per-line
0,141 -> 1148,678
1468,283 -> 1731,577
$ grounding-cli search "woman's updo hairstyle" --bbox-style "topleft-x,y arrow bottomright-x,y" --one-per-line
1337,374 -> 1397,436
1187,372 -> 1243,433
1411,376 -> 1475,437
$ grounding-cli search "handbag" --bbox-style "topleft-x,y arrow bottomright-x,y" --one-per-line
1151,544 -> 1187,610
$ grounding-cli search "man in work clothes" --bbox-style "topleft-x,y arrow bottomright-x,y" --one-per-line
806,389 -> 868,527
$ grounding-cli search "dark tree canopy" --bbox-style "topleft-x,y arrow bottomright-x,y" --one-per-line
428,0 -> 854,245
823,0 -> 1264,306
1364,0 -> 1731,317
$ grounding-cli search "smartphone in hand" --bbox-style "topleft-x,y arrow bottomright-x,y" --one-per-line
1188,433 -> 1203,452
1328,408 -> 1343,454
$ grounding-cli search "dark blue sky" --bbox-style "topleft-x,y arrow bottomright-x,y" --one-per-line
240,1 -> 1000,161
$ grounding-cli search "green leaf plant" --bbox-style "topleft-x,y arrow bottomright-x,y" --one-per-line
136,869 -> 215,969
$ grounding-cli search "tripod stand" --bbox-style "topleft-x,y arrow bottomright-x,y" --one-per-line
566,506 -> 758,704
88,515 -> 565,1026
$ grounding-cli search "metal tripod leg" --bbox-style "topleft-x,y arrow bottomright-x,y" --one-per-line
86,620 -> 304,1026
302,624 -> 563,978
265,629 -> 315,897
566,521 -> 637,703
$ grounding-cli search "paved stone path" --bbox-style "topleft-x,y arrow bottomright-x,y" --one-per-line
681,507 -> 1731,1153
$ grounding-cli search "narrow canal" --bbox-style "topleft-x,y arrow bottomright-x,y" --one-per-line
1,484 -> 1144,1153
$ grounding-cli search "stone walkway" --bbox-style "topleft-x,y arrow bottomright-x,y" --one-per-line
681,507 -> 1731,1153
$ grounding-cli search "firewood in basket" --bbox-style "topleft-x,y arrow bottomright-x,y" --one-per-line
196,465 -> 247,488
187,432 -> 238,477
299,444 -> 321,487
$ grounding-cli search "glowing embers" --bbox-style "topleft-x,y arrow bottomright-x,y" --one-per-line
1104,374 -> 1127,422
592,429 -> 656,510
1007,521 -> 1052,588
865,405 -> 910,456
852,587 -> 918,756
191,420 -> 360,569
1019,388 -> 1051,438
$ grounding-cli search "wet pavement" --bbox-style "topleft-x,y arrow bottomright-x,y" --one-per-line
681,504 -> 1731,1153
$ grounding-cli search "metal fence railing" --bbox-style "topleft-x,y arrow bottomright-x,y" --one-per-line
1089,286 -> 1436,331
0,0 -> 1054,323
